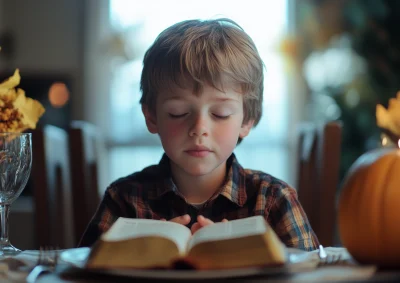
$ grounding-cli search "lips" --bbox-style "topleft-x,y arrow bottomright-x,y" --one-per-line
185,145 -> 212,157
187,145 -> 211,151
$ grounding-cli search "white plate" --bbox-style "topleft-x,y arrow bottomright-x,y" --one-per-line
60,247 -> 316,280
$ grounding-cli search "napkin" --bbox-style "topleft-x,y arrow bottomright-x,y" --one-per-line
310,246 -> 355,263
0,250 -> 45,282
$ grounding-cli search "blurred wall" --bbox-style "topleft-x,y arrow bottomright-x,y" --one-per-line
0,0 -> 86,250
0,0 -> 85,121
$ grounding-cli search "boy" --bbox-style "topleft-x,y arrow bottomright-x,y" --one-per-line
79,18 -> 319,251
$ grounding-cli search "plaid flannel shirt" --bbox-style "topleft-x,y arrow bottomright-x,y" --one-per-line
79,153 -> 319,251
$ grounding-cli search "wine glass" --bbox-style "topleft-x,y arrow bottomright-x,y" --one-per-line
0,133 -> 32,256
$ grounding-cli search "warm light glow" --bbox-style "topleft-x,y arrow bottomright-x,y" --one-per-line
382,136 -> 388,146
398,139 -> 400,148
48,83 -> 69,108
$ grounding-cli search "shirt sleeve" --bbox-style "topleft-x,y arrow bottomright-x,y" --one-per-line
78,186 -> 129,247
267,186 -> 320,251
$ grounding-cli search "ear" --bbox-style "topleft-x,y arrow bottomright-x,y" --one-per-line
142,105 -> 158,134
239,119 -> 254,138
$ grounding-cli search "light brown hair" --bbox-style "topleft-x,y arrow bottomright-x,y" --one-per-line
140,18 -> 264,127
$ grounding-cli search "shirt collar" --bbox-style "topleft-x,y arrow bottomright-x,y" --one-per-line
155,153 -> 248,207
155,153 -> 178,197
218,153 -> 248,207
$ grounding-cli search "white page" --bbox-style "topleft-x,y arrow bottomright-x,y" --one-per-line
102,218 -> 192,253
187,216 -> 267,250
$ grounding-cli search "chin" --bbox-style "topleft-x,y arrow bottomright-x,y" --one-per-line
169,154 -> 226,177
183,166 -> 214,176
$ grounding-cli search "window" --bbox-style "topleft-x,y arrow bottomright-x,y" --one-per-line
108,0 -> 291,185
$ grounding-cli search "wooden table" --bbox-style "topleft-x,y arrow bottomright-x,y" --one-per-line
32,264 -> 400,282
2,249 -> 400,283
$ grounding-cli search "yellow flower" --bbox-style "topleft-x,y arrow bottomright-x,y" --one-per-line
0,69 -> 45,133
376,91 -> 400,137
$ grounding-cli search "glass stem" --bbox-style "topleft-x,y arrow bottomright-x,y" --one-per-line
0,204 -> 10,246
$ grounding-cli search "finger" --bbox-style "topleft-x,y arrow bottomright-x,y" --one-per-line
160,218 -> 166,221
170,214 -> 191,225
221,219 -> 228,222
197,215 -> 214,227
191,222 -> 202,234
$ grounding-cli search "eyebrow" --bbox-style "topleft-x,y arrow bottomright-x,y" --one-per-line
214,97 -> 240,102
163,96 -> 240,102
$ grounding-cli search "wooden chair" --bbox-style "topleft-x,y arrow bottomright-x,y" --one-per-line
68,121 -> 102,245
296,121 -> 342,247
30,125 -> 75,249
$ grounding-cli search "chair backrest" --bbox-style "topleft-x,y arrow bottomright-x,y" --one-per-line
68,121 -> 101,245
31,125 -> 75,249
296,121 -> 342,247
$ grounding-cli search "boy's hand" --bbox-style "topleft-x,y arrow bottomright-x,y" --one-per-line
191,215 -> 228,234
160,214 -> 191,225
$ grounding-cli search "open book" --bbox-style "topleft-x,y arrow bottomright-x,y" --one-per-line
86,215 -> 287,270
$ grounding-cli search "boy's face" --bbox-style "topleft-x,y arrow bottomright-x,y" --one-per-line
143,82 -> 254,177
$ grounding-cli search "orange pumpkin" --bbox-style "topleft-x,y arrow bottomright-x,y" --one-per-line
338,147 -> 400,267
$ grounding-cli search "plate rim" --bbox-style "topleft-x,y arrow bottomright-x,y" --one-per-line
60,247 -> 312,280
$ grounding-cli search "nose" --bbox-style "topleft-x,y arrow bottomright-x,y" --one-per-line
189,113 -> 209,137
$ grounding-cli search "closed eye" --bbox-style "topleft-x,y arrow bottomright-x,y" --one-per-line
168,113 -> 188,118
213,114 -> 230,119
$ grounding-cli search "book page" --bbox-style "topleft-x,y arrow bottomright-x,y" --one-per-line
187,216 -> 267,250
102,218 -> 192,253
